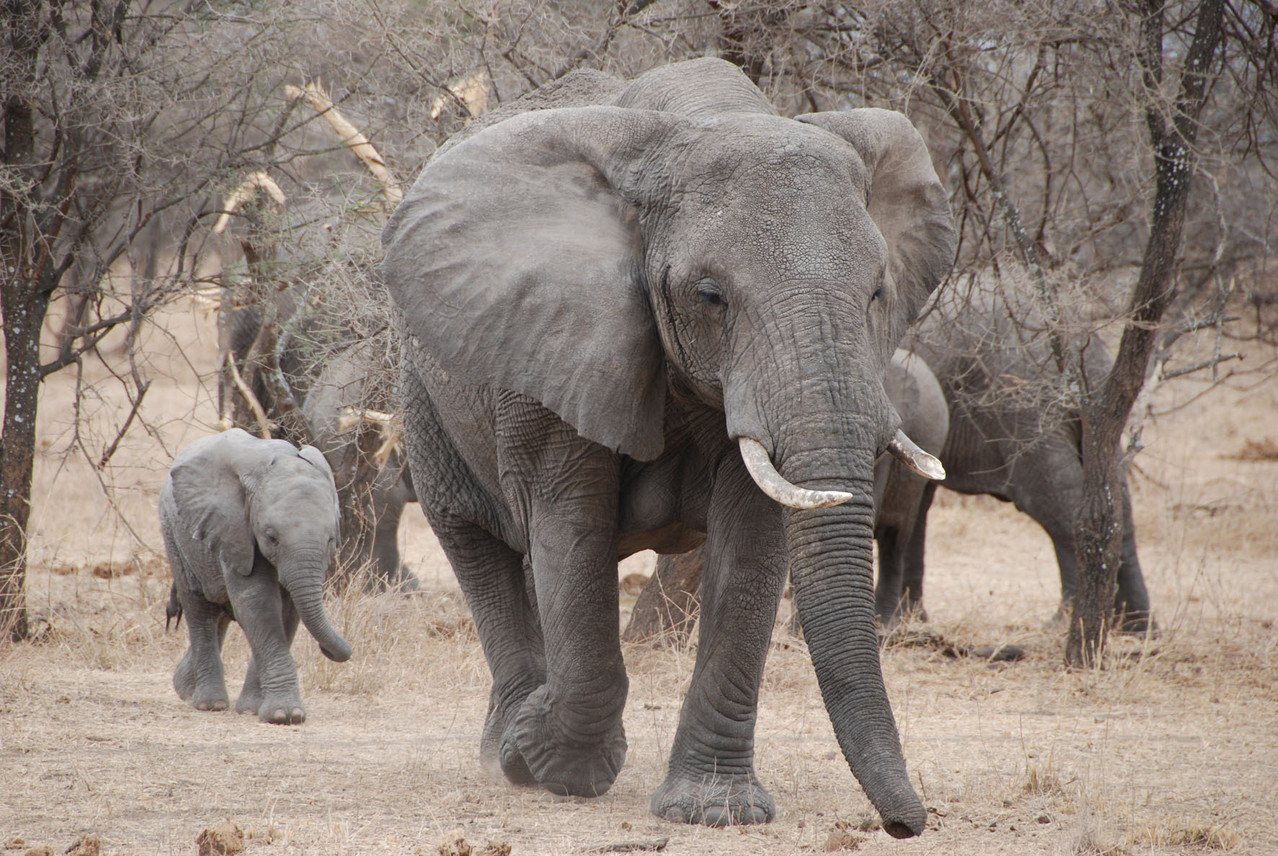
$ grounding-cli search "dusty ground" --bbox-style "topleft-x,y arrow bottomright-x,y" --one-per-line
2,301 -> 1276,856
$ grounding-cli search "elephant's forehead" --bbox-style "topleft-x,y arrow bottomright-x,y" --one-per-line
258,461 -> 333,499
681,115 -> 870,191
672,161 -> 886,278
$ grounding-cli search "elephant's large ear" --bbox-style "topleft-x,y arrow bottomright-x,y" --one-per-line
297,444 -> 341,522
382,107 -> 685,462
169,429 -> 275,578
797,109 -> 956,337
297,444 -> 335,484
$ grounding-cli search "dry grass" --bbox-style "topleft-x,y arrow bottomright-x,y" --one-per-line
2,304 -> 1277,855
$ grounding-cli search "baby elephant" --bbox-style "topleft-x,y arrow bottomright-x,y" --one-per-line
161,428 -> 353,723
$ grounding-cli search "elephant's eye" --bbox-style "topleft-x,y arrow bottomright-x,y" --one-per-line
697,286 -> 725,307
870,286 -> 885,303
263,530 -> 279,547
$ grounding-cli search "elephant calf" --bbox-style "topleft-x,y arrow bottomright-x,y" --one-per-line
161,428 -> 353,724
904,283 -> 1156,633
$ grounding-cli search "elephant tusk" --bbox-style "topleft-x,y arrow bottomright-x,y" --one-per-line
738,437 -> 856,509
886,429 -> 946,481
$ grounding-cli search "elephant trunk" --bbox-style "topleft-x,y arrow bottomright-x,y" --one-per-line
281,558 -> 353,663
785,494 -> 925,838
772,428 -> 924,837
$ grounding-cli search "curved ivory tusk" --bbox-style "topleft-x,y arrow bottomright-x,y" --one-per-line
886,429 -> 947,481
738,437 -> 856,509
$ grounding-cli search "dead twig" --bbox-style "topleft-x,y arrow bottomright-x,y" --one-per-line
212,171 -> 286,235
225,352 -> 273,439
285,81 -> 402,208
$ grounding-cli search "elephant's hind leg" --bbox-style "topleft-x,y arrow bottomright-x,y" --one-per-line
492,401 -> 629,799
173,595 -> 231,712
400,364 -> 546,783
1113,481 -> 1157,635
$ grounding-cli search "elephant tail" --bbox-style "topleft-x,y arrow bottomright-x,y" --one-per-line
165,584 -> 183,631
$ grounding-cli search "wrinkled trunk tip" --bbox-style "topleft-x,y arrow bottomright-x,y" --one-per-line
883,814 -> 925,839
321,639 -> 353,662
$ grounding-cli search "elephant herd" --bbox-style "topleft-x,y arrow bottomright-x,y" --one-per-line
161,58 -> 1155,838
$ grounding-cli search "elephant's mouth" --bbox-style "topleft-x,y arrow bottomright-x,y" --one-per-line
737,433 -> 943,509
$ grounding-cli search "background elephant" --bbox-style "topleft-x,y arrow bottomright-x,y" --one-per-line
902,280 -> 1155,631
624,349 -> 950,642
224,288 -> 418,591
161,428 -> 353,724
382,58 -> 956,834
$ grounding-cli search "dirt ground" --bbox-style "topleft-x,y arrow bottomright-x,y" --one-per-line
2,300 -> 1276,856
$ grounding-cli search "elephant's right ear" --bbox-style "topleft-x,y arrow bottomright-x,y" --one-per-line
382,107 -> 686,462
168,429 -> 262,578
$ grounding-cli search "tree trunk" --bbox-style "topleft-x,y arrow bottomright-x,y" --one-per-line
1066,0 -> 1225,666
0,0 -> 47,641
0,280 -> 48,641
622,545 -> 704,645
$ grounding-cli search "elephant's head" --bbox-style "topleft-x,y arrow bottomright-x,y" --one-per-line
382,60 -> 954,837
169,428 -> 353,663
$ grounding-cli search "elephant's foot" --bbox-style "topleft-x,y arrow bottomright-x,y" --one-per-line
173,652 -> 228,711
388,564 -> 422,594
481,685 -> 541,786
500,684 -> 626,797
236,687 -> 305,724
361,563 -> 422,595
651,768 -> 775,826
236,695 -> 305,725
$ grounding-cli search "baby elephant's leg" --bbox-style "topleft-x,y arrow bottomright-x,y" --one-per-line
174,594 -> 231,712
233,582 -> 305,724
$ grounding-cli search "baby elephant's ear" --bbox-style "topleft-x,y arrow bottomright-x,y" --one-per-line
168,428 -> 263,578
298,444 -> 340,521
383,106 -> 686,462
298,444 -> 335,483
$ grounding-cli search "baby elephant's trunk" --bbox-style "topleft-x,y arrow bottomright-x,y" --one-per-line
284,567 -> 353,662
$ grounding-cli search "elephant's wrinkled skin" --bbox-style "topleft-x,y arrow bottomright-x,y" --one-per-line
161,428 -> 352,724
902,283 -> 1155,631
382,59 -> 956,834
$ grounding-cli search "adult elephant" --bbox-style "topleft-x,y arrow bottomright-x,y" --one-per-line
382,58 -> 956,834
903,282 -> 1156,632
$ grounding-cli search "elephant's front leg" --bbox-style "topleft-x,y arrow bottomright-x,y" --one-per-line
230,576 -> 305,724
652,460 -> 787,826
500,412 -> 628,798
433,518 -> 545,784
237,587 -> 302,722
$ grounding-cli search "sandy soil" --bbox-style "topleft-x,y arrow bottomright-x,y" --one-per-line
2,301 -> 1276,856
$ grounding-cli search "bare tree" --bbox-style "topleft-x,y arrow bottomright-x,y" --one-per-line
0,1 -> 303,639
1069,0 -> 1227,665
